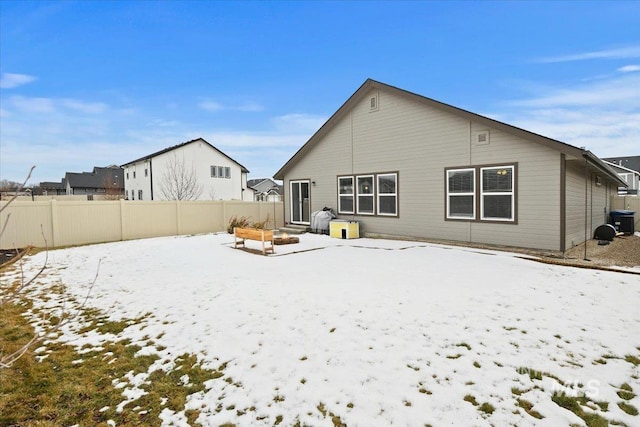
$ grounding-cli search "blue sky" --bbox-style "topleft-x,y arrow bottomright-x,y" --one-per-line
1,1 -> 639,184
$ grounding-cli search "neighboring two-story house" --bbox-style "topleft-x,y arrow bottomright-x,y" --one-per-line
603,156 -> 640,195
248,178 -> 283,202
122,138 -> 252,201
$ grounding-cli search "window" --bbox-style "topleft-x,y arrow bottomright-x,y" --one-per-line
218,166 -> 224,178
131,189 -> 135,200
225,167 -> 231,178
126,172 -> 129,180
481,166 -> 514,221
138,190 -> 143,200
145,168 -> 148,177
133,171 -> 136,179
357,175 -> 374,214
377,173 -> 397,216
445,164 -> 515,222
447,169 -> 475,219
338,176 -> 354,214
211,165 -> 217,178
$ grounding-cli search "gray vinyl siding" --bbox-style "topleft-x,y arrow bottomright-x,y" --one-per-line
564,160 -> 615,250
284,88 -> 565,251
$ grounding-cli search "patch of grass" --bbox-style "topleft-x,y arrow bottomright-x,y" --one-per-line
316,402 -> 346,427
473,361 -> 481,368
0,298 -> 220,427
617,401 -> 638,416
478,402 -> 495,415
456,342 -> 471,350
446,353 -> 462,359
617,383 -> 635,400
464,394 -> 479,406
517,399 -> 544,419
551,393 -> 610,427
624,354 -> 640,366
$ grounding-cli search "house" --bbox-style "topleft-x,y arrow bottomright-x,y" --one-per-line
63,166 -> 124,198
39,181 -> 67,195
121,138 -> 252,201
248,178 -> 283,201
274,79 -> 626,252
603,156 -> 640,195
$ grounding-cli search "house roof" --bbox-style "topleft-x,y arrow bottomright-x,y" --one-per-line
273,78 -> 625,187
247,178 -> 282,193
602,156 -> 640,174
65,166 -> 124,189
122,137 -> 249,173
604,160 -> 640,176
247,178 -> 268,188
39,181 -> 65,189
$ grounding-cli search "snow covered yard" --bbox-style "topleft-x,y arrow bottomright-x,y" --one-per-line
11,233 -> 640,426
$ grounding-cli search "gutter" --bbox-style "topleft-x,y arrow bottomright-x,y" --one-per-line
582,150 -> 628,188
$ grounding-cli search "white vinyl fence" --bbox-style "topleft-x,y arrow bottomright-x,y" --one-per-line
0,199 -> 283,249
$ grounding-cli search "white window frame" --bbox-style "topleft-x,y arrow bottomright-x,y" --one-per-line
377,173 -> 397,216
138,189 -> 143,200
480,165 -> 514,221
338,176 -> 354,214
211,166 -> 217,178
218,166 -> 224,178
446,168 -> 476,220
356,175 -> 375,215
225,167 -> 231,179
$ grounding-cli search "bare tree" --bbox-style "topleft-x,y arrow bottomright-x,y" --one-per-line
0,166 -> 98,369
100,173 -> 124,200
158,152 -> 203,200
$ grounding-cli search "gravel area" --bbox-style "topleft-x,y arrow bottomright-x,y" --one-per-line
561,233 -> 640,269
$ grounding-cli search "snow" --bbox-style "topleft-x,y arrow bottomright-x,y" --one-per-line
11,232 -> 640,426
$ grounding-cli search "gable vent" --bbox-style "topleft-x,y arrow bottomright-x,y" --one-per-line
475,130 -> 490,145
369,92 -> 379,112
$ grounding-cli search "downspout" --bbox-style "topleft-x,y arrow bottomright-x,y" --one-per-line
583,153 -> 589,261
149,159 -> 154,201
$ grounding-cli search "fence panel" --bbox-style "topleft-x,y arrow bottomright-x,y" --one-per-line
0,201 -> 54,249
611,196 -> 640,230
55,201 -> 123,247
0,200 -> 283,249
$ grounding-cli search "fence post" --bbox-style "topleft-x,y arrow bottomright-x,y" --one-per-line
222,200 -> 227,229
176,200 -> 182,235
120,199 -> 126,241
50,199 -> 58,247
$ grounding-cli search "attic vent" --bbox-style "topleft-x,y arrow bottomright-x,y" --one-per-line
475,130 -> 490,145
369,92 -> 379,112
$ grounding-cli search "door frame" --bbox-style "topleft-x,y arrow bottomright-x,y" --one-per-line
289,179 -> 311,225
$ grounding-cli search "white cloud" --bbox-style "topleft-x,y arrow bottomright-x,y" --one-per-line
536,45 -> 640,63
235,102 -> 264,112
508,74 -> 640,108
271,113 -> 327,133
198,100 -> 223,112
494,73 -> 640,157
60,99 -> 108,114
618,64 -> 640,73
10,95 -> 56,113
198,100 -> 264,112
0,72 -> 37,89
